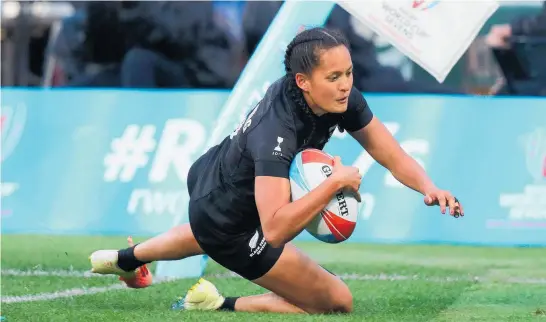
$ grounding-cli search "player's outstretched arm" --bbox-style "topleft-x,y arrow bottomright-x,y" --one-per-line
349,116 -> 464,217
255,158 -> 360,248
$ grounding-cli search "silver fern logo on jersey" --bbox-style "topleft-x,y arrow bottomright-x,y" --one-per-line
249,230 -> 266,257
249,231 -> 259,250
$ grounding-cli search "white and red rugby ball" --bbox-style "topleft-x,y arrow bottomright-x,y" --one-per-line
289,148 -> 359,243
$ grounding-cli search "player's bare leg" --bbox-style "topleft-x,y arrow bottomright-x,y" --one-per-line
177,243 -> 351,314
174,278 -> 306,313
132,224 -> 204,261
89,223 -> 204,288
248,243 -> 352,314
233,292 -> 305,313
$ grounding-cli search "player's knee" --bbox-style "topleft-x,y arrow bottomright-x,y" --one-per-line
310,282 -> 352,314
329,283 -> 353,313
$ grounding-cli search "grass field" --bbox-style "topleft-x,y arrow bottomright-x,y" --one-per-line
1,235 -> 545,321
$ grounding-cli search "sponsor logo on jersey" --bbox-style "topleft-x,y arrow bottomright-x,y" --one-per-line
272,136 -> 284,157
321,165 -> 349,216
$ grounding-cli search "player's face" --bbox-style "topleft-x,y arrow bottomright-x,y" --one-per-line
296,45 -> 353,115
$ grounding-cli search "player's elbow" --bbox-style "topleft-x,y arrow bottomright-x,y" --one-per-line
262,226 -> 287,248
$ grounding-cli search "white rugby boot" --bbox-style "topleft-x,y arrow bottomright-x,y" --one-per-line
89,236 -> 152,289
171,278 -> 225,311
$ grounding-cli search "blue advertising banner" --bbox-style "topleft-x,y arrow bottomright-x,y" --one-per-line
1,89 -> 226,236
1,89 -> 545,247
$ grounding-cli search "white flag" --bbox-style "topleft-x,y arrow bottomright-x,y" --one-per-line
337,0 -> 500,83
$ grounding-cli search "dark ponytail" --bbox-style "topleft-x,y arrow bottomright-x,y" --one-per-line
283,27 -> 349,147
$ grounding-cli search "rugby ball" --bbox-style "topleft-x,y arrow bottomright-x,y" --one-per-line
289,148 -> 359,243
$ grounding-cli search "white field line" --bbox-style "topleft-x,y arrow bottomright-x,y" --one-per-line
0,274 -> 180,304
2,269 -> 546,304
209,271 -> 546,285
1,268 -> 111,278
1,284 -> 127,304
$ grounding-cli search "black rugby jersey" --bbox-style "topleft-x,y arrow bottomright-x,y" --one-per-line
190,75 -> 373,233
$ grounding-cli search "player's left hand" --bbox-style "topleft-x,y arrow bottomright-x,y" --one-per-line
424,189 -> 464,218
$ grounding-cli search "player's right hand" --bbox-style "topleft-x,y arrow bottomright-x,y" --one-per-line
331,156 -> 362,202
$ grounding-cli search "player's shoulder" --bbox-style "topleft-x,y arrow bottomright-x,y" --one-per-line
262,76 -> 293,112
346,86 -> 370,112
348,86 -> 368,104
252,76 -> 296,130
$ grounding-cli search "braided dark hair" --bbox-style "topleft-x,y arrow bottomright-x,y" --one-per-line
283,27 -> 350,148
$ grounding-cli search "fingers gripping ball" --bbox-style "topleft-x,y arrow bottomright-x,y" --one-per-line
289,149 -> 359,243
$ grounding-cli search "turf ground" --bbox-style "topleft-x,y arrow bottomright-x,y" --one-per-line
1,235 -> 545,321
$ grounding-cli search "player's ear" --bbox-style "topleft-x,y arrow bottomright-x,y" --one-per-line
295,72 -> 310,92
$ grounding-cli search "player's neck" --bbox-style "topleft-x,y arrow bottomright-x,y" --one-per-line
302,92 -> 326,116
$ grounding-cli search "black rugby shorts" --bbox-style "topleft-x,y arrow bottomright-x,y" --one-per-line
188,189 -> 285,280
